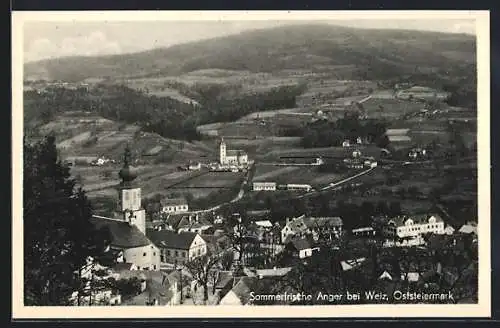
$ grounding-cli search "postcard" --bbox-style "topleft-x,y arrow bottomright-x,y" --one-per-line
12,10 -> 490,318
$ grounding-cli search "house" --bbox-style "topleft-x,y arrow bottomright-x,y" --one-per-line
444,225 -> 456,235
340,257 -> 367,272
458,222 -> 478,236
146,229 -> 207,266
254,220 -> 273,230
408,148 -> 427,160
90,216 -> 161,271
219,276 -> 260,305
402,272 -> 421,283
286,184 -> 313,192
188,162 -> 201,171
281,215 -> 343,243
285,237 -> 317,259
252,181 -> 277,191
161,198 -> 189,214
176,215 -> 213,234
378,270 -> 394,281
255,267 -> 292,279
352,227 -> 376,237
121,270 -> 180,306
219,137 -> 248,165
343,157 -> 365,169
380,214 -> 445,239
281,215 -> 309,243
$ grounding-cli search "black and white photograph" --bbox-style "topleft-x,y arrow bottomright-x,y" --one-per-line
12,10 -> 490,318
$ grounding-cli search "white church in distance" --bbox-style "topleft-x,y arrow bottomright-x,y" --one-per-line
219,137 -> 248,166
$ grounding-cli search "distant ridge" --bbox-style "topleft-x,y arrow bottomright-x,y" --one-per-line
24,23 -> 476,82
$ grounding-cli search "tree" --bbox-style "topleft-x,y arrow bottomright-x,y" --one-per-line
24,135 -> 110,305
219,251 -> 234,271
184,254 -> 220,304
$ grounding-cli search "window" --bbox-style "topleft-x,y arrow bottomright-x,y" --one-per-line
143,253 -> 147,256
161,255 -> 165,262
175,251 -> 178,257
167,250 -> 171,256
182,252 -> 186,258
153,265 -> 156,270
153,252 -> 156,256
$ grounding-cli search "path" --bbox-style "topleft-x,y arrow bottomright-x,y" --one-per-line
184,164 -> 254,214
296,167 -> 376,199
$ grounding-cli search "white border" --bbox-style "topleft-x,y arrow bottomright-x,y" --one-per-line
12,10 -> 491,319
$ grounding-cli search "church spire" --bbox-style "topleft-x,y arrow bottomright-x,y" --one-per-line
119,143 -> 137,185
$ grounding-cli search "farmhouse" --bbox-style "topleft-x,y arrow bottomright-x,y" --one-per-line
253,181 -> 277,191
161,198 -> 189,214
219,137 -> 248,165
380,214 -> 445,239
146,229 -> 207,266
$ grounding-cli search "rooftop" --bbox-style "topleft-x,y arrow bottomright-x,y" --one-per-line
256,267 -> 292,277
289,237 -> 312,251
226,149 -> 247,157
146,229 -> 198,250
161,198 -> 188,206
90,216 -> 152,249
121,270 -> 174,306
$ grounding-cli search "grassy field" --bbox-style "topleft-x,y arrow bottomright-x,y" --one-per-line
359,97 -> 425,119
36,112 -> 215,164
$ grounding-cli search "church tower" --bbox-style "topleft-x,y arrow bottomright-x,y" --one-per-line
219,137 -> 226,165
117,144 -> 146,234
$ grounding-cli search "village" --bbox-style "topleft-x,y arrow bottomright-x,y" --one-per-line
74,125 -> 478,305
21,19 -> 479,308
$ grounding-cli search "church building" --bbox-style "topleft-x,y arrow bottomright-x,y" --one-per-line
219,137 -> 248,165
90,145 -> 160,271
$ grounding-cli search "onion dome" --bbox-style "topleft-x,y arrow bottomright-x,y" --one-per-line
119,145 -> 138,183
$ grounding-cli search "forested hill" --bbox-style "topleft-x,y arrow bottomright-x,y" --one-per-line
25,24 -> 476,82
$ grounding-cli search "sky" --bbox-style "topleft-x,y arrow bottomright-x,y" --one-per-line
22,18 -> 477,63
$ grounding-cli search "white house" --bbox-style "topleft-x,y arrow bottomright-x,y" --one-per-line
352,227 -> 376,237
286,184 -> 313,192
381,214 -> 445,239
253,182 -> 277,191
161,198 -> 189,214
146,229 -> 207,266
